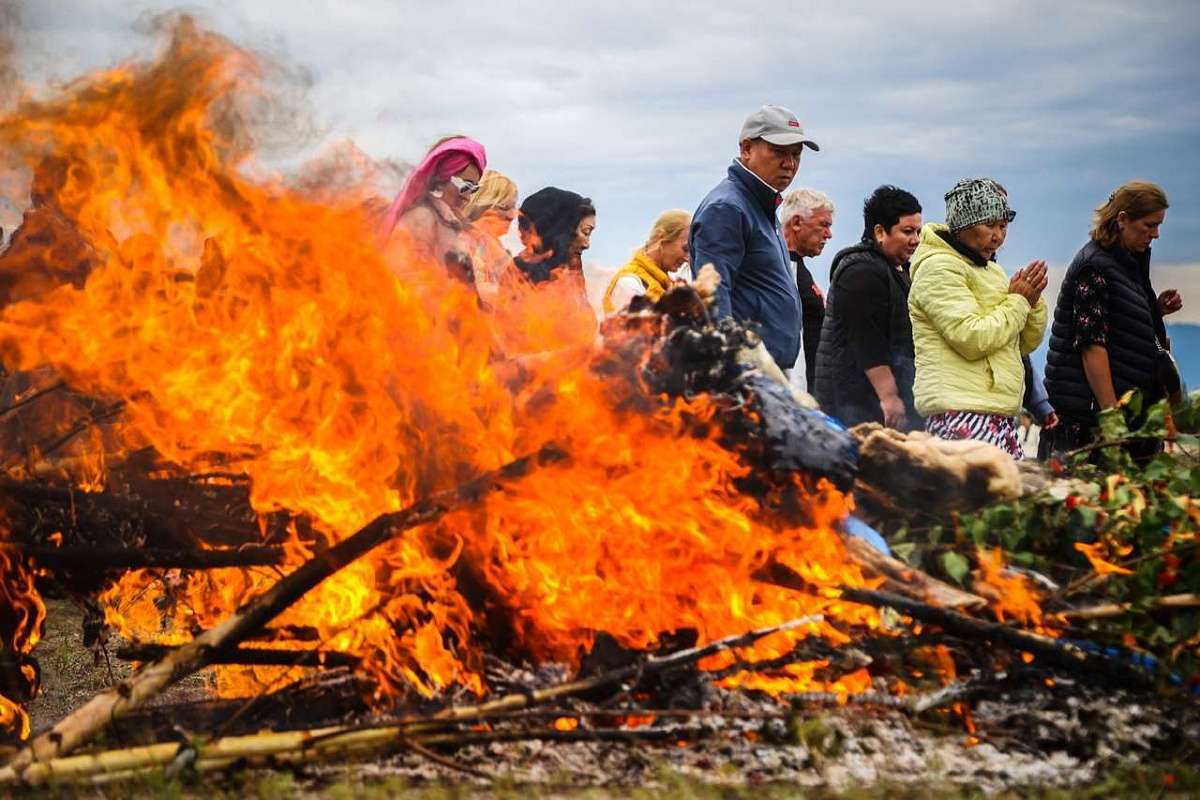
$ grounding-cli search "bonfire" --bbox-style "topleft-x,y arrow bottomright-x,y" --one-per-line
0,18 -> 1194,794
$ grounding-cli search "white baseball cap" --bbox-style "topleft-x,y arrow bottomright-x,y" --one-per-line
739,105 -> 819,151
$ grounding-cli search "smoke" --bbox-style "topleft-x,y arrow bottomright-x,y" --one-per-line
0,1 -> 18,109
0,2 -> 20,242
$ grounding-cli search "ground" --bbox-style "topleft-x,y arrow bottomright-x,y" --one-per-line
26,597 -> 212,727
12,599 -> 1199,798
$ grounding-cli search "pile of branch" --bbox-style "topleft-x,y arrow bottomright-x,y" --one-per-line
0,288 -> 1171,788
0,444 -> 566,781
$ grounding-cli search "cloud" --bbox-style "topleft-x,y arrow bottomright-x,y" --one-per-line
8,0 -> 1200,269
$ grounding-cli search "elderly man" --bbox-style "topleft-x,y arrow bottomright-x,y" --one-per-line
690,105 -> 818,371
780,188 -> 834,390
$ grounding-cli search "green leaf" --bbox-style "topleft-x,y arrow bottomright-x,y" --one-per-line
1122,389 -> 1144,419
1010,550 -> 1036,566
890,542 -> 916,563
1142,457 -> 1173,482
1136,401 -> 1167,437
940,551 -> 970,585
1097,406 -> 1130,441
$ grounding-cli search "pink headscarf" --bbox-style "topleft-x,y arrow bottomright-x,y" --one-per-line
379,137 -> 487,238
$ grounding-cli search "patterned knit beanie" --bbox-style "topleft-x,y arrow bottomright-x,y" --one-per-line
944,178 -> 1016,233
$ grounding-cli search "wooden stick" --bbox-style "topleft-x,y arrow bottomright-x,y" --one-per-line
414,614 -> 823,727
24,400 -> 126,462
1066,434 -> 1171,458
0,380 -> 66,419
23,724 -> 714,786
399,739 -> 492,781
115,643 -> 358,669
23,545 -> 284,570
0,614 -> 817,786
1057,593 -> 1200,621
0,444 -> 566,781
754,561 -> 1154,687
841,534 -> 986,610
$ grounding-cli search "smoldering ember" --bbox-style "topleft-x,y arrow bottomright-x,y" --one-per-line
0,16 -> 1195,799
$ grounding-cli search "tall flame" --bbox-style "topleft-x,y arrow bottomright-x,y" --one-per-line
0,19 -> 876,701
0,521 -> 45,741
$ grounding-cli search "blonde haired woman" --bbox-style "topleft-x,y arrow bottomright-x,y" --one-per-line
462,169 -> 519,303
602,210 -> 690,315
464,170 -> 518,239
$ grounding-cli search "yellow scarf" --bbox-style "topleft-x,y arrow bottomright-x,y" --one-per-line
602,250 -> 672,314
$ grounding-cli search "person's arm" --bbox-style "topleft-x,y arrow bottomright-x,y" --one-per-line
864,365 -> 906,427
909,257 -> 1032,361
689,202 -> 744,319
1081,344 -> 1118,410
1065,261 -> 1114,410
1020,296 -> 1049,355
1023,356 -> 1058,427
836,262 -> 907,427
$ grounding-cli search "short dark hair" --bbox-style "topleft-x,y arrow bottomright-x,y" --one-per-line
861,185 -> 922,243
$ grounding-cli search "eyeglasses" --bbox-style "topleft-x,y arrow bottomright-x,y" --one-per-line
449,175 -> 481,196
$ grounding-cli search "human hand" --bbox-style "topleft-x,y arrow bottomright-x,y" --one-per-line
1009,260 -> 1047,305
1042,411 -> 1060,430
879,394 -> 907,429
1159,289 -> 1183,316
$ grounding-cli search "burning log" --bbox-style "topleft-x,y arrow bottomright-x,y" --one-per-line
0,444 -> 565,777
840,535 -> 986,611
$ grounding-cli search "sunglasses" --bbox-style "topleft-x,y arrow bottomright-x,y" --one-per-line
449,175 -> 481,196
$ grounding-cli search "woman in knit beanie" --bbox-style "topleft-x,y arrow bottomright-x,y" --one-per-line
906,178 -> 1049,459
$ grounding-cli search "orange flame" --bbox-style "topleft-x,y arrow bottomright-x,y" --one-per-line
0,523 -> 45,741
0,19 -> 877,702
973,547 -> 1048,632
1074,541 -> 1134,577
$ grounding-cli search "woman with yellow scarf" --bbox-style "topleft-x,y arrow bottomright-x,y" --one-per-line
602,210 -> 690,315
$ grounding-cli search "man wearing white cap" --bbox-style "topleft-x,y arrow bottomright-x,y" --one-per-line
689,105 -> 818,371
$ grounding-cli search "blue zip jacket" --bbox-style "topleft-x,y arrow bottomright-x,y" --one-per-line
689,161 -> 801,369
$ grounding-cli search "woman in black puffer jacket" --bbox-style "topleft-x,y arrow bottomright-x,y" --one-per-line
1042,181 -> 1182,457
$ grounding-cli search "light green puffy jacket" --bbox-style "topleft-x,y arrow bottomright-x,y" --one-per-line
908,224 -> 1047,417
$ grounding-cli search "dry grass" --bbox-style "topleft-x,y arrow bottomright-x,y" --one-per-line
26,597 -> 213,733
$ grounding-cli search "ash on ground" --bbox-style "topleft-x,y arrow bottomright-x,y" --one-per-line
315,673 -> 1197,793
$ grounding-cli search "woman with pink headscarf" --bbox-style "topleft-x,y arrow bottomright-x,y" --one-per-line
379,136 -> 487,287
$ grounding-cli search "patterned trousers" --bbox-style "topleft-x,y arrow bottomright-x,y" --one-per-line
925,410 -> 1023,460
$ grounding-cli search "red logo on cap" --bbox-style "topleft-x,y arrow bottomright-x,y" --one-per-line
787,120 -> 800,128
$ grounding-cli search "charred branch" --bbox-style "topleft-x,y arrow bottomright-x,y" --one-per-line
754,560 -> 1155,688
23,545 -> 284,570
115,643 -> 357,669
0,444 -> 567,782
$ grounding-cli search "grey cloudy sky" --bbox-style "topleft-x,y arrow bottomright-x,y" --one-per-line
14,0 -> 1200,317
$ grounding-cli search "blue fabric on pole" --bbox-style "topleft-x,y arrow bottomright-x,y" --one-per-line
844,515 -> 890,556
1064,637 -> 1198,694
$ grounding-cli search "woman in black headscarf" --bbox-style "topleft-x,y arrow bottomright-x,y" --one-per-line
514,187 -> 596,287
